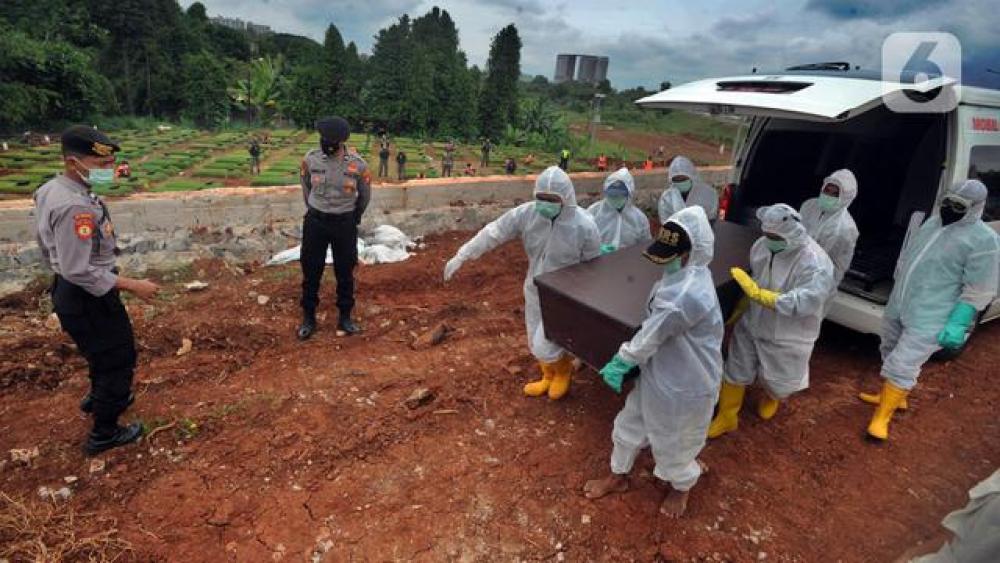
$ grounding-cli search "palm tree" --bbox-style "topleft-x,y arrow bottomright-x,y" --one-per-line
229,55 -> 287,125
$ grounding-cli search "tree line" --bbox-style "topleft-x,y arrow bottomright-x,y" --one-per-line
0,1 -> 525,141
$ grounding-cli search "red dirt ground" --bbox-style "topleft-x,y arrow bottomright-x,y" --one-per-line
573,126 -> 732,167
0,232 -> 997,562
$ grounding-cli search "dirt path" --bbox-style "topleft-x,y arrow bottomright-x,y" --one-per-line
0,233 -> 996,561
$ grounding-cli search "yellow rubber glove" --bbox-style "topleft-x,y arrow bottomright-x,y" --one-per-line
730,267 -> 779,309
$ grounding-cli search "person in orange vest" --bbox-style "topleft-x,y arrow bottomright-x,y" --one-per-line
115,160 -> 131,179
597,153 -> 608,172
643,155 -> 654,170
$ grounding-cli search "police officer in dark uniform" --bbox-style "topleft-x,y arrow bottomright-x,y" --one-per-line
34,125 -> 160,455
298,117 -> 371,339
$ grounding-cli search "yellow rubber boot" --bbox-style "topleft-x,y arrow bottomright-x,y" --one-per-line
547,356 -> 574,400
707,382 -> 746,438
523,362 -> 553,397
858,389 -> 908,410
757,395 -> 780,420
866,381 -> 909,441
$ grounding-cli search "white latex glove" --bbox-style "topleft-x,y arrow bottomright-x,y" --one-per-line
443,256 -> 463,282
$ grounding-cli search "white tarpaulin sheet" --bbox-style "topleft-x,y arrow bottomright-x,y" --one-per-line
267,225 -> 417,266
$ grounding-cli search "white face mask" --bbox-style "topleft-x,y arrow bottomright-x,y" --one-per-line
672,179 -> 693,193
73,158 -> 115,187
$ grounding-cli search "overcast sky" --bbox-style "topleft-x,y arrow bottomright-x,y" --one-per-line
183,0 -> 998,89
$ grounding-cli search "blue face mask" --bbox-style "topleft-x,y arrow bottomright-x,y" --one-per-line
75,159 -> 115,188
672,179 -> 693,194
818,193 -> 840,212
664,256 -> 683,275
765,237 -> 788,253
606,195 -> 627,210
536,200 -> 562,219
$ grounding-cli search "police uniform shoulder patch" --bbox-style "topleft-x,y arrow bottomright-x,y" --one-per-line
74,213 -> 95,240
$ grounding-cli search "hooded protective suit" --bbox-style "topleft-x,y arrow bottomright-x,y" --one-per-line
725,204 -> 835,398
446,166 -> 602,362
609,206 -> 723,491
587,167 -> 652,250
880,179 -> 1000,389
658,156 -> 719,224
800,169 -> 860,288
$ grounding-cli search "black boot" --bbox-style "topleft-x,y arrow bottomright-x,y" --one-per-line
337,315 -> 361,336
297,310 -> 317,340
80,392 -> 134,414
84,422 -> 143,456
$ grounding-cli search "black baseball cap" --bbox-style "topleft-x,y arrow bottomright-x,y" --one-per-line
60,125 -> 120,157
316,116 -> 350,143
644,221 -> 692,264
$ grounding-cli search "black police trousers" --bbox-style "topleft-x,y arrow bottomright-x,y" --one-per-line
300,208 -> 358,318
52,276 -> 136,433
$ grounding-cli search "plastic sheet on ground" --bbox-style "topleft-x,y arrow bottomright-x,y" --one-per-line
266,225 -> 417,266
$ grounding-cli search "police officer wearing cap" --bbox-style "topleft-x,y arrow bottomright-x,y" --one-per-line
34,125 -> 160,455
297,117 -> 371,339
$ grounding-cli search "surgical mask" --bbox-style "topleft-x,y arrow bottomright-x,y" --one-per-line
74,160 -> 115,188
320,139 -> 340,155
664,256 -> 683,275
535,201 -> 562,219
672,179 -> 693,194
818,193 -> 840,212
765,238 -> 788,253
606,195 -> 627,210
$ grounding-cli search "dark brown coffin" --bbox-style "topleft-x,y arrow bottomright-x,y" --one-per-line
535,220 -> 760,369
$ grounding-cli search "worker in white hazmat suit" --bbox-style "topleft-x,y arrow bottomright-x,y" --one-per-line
859,179 -> 999,440
707,204 -> 835,438
800,169 -> 860,307
587,167 -> 652,254
658,156 -> 718,224
585,206 -> 723,517
443,166 -> 601,400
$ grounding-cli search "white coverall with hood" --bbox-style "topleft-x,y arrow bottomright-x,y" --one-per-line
587,167 -> 653,250
880,179 -> 1000,390
800,168 -> 860,289
726,204 -> 835,398
610,206 -> 723,491
446,166 -> 602,362
658,156 -> 719,224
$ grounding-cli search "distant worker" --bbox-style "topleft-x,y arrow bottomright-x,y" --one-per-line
587,206 -> 723,517
378,144 -> 390,178
597,153 -> 608,172
656,145 -> 666,167
559,148 -> 571,171
379,129 -> 389,150
658,156 -> 719,224
481,137 -> 492,168
297,117 -> 371,340
248,138 -> 261,176
587,167 -> 652,254
504,157 -> 517,175
396,150 -> 407,181
523,153 -> 536,167
442,141 -> 455,177
859,179 -> 999,440
799,169 -> 859,308
444,166 -> 601,400
463,163 -> 475,176
115,160 -> 131,179
707,204 -> 834,438
34,125 -> 161,455
643,156 -> 654,170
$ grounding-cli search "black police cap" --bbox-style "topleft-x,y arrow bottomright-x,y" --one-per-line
644,221 -> 692,264
316,117 -> 350,143
60,125 -> 120,157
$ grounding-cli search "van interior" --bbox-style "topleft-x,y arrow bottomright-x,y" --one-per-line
728,106 -> 948,304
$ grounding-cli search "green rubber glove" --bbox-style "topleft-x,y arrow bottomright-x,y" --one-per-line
937,301 -> 978,349
600,243 -> 617,255
599,354 -> 636,394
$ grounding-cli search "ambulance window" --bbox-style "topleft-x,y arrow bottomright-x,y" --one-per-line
969,145 -> 1000,222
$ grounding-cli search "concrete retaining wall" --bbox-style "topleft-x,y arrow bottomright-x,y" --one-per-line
0,167 -> 731,295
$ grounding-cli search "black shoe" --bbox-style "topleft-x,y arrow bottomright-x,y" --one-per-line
80,393 -> 134,414
84,422 -> 143,456
337,317 -> 361,335
297,313 -> 317,341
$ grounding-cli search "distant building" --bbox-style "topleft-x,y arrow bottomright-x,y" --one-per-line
553,54 -> 610,85
246,23 -> 272,35
210,16 -> 245,31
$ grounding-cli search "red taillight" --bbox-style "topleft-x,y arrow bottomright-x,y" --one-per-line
718,183 -> 735,221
